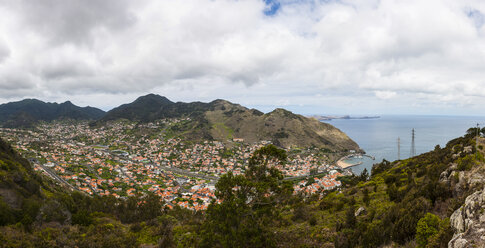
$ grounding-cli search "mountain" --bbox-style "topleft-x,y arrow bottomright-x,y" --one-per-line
97,93 -> 174,122
0,99 -> 106,127
95,94 -> 359,151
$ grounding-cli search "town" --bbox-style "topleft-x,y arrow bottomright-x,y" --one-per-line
0,119 -> 351,210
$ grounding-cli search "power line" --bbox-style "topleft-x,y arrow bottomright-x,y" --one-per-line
410,129 -> 416,157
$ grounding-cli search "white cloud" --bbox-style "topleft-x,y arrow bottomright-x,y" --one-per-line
375,91 -> 397,100
0,0 -> 485,115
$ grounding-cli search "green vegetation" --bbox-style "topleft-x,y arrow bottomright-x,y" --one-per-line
211,122 -> 234,140
200,145 -> 292,247
0,99 -> 105,128
327,131 -> 480,247
93,94 -> 359,151
220,148 -> 234,159
416,213 -> 451,248
0,128 -> 483,247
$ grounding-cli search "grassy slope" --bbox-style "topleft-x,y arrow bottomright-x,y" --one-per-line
203,101 -> 360,151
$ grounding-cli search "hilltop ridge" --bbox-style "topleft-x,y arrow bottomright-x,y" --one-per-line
94,94 -> 359,151
0,94 -> 359,151
0,99 -> 105,127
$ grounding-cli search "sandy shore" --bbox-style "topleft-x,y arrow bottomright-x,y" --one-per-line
336,156 -> 363,169
337,159 -> 353,169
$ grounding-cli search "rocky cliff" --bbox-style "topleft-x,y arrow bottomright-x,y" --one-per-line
439,139 -> 485,247
449,187 -> 485,247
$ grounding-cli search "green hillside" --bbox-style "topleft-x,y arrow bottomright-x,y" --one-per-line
95,94 -> 359,152
1,128 -> 484,247
0,99 -> 105,128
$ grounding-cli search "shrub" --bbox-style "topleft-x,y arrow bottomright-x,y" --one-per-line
416,213 -> 440,247
416,213 -> 452,248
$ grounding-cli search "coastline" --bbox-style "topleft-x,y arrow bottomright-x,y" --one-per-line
336,155 -> 364,169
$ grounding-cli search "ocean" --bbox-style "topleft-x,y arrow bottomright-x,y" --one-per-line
322,115 -> 485,175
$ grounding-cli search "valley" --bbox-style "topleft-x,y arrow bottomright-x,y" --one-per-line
1,118 -> 352,211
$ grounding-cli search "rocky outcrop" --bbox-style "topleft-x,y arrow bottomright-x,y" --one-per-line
355,206 -> 366,217
438,141 -> 485,247
439,145 -> 485,197
439,163 -> 457,185
449,186 -> 485,248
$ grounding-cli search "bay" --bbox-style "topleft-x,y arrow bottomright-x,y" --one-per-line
322,115 -> 485,175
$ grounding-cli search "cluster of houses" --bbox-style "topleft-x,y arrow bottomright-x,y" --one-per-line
1,119 -> 349,210
294,170 -> 344,195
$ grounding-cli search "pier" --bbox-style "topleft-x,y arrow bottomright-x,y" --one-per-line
363,154 -> 375,160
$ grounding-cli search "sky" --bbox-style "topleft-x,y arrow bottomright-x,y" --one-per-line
1,0 -> 485,115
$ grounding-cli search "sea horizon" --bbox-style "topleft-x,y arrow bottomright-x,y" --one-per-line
322,114 -> 485,174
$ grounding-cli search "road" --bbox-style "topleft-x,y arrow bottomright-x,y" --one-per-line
39,164 -> 79,191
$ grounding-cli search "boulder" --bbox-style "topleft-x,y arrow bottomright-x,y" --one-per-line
448,234 -> 468,248
355,206 -> 366,217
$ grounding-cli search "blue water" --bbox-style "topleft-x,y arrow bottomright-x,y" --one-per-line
322,115 -> 485,175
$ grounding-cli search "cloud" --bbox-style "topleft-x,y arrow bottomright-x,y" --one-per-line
0,0 -> 485,115
0,39 -> 9,63
374,91 -> 397,100
6,0 -> 136,45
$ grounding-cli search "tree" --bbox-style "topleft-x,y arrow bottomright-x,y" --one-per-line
362,188 -> 370,206
72,210 -> 93,226
117,193 -> 164,223
387,183 -> 399,202
426,217 -> 453,248
344,205 -> 356,228
416,213 -> 440,248
466,127 -> 480,137
200,145 -> 293,248
360,168 -> 369,181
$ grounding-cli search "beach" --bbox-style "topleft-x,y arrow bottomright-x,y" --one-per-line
336,155 -> 364,169
337,159 -> 353,169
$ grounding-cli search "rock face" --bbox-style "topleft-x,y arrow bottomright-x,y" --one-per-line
449,187 -> 485,248
355,206 -> 366,217
439,143 -> 485,198
437,140 -> 485,247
